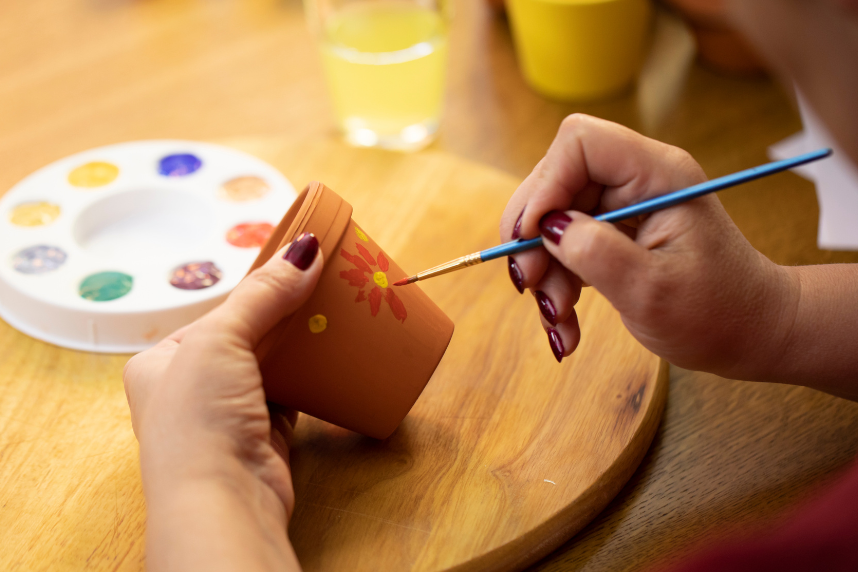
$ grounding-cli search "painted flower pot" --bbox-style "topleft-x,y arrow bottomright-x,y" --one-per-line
248,182 -> 455,439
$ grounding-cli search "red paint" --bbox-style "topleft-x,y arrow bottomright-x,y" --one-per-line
339,245 -> 408,322
368,286 -> 382,316
226,222 -> 275,248
340,268 -> 368,288
341,248 -> 371,274
385,288 -> 407,322
377,251 -> 390,272
393,277 -> 410,286
356,243 -> 376,266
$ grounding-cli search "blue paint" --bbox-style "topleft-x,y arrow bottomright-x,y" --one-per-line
479,148 -> 832,262
158,153 -> 202,177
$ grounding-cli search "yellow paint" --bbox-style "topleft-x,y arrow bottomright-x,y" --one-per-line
373,271 -> 388,288
68,161 -> 119,187
308,314 -> 328,333
355,226 -> 369,242
9,202 -> 61,226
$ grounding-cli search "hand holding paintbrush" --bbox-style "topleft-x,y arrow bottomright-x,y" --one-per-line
399,117 -> 833,370
395,147 -> 830,287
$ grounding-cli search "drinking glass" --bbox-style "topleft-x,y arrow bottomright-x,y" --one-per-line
304,0 -> 450,151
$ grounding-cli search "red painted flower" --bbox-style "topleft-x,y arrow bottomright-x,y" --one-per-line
339,239 -> 407,323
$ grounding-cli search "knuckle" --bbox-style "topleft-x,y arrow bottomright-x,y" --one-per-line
668,146 -> 706,184
559,113 -> 591,136
123,353 -> 141,385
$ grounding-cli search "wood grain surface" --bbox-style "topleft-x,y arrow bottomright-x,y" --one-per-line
0,135 -> 666,571
2,0 -> 858,571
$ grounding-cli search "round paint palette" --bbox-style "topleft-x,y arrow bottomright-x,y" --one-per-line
0,140 -> 296,353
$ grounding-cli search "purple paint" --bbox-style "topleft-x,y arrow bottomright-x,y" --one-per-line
158,153 -> 202,177
13,245 -> 67,274
170,261 -> 222,290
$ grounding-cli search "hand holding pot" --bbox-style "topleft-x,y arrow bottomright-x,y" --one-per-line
123,233 -> 322,572
500,114 -> 793,379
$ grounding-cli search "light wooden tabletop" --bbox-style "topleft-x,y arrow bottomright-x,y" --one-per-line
1,1 -> 858,571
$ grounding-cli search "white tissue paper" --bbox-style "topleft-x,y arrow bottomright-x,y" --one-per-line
768,94 -> 858,250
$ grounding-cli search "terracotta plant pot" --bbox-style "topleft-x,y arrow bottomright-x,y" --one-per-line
248,182 -> 455,439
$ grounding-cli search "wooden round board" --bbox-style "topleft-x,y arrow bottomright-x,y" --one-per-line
0,135 -> 666,571
249,137 -> 668,571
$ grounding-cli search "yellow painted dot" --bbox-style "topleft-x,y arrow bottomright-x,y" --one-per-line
9,202 -> 61,226
355,227 -> 369,242
373,271 -> 388,288
308,314 -> 327,333
68,161 -> 119,188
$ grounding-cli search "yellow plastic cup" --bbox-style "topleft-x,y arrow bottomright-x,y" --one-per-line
507,0 -> 652,101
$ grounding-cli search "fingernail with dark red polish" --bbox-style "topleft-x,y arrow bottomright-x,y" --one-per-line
512,208 -> 524,239
508,256 -> 524,294
539,211 -> 572,245
547,328 -> 564,363
283,232 -> 319,270
535,291 -> 557,325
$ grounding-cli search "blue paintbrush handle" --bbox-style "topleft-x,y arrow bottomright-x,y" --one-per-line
479,148 -> 831,262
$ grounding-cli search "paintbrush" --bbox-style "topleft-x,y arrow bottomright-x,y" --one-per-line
394,148 -> 832,287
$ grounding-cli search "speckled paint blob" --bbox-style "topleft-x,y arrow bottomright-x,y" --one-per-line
308,314 -> 328,333
170,261 -> 222,290
68,162 -> 119,187
9,202 -> 61,226
12,245 -> 67,274
159,153 -> 202,177
225,222 -> 275,248
219,176 -> 270,201
79,271 -> 133,302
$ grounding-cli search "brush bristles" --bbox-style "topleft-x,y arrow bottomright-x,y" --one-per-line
393,276 -> 417,286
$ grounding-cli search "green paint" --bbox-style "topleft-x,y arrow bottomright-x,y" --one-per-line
79,271 -> 133,302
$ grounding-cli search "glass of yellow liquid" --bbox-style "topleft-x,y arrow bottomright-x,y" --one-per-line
305,0 -> 449,151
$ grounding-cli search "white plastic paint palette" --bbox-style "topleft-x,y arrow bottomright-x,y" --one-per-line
0,140 -> 296,353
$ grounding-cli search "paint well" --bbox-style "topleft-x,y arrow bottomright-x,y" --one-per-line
9,202 -> 61,227
219,176 -> 270,201
170,261 -> 222,290
73,189 -> 211,258
226,222 -> 275,248
12,245 -> 67,274
159,153 -> 202,177
79,271 -> 133,301
68,162 -> 119,187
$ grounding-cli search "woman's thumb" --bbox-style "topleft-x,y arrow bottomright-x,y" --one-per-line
540,211 -> 651,315
203,232 -> 324,349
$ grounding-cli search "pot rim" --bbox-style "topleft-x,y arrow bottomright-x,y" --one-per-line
249,181 -> 354,361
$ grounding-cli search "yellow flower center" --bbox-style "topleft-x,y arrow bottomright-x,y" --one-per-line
355,227 -> 369,242
373,271 -> 388,288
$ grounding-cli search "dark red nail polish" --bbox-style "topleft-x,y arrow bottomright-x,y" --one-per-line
547,328 -> 564,363
539,211 -> 572,245
508,256 -> 524,294
283,232 -> 319,270
535,291 -> 557,325
512,208 -> 524,239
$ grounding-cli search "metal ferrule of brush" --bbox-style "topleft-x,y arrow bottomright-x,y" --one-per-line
418,251 -> 483,281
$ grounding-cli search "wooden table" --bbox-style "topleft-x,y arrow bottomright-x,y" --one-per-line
2,1 -> 858,570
